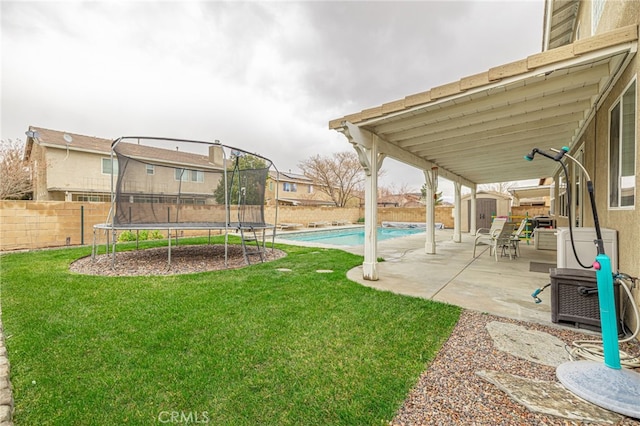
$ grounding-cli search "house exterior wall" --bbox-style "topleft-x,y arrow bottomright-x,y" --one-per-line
552,0 -> 640,331
45,149 -> 112,195
33,145 -> 226,203
265,177 -> 339,206
30,143 -> 50,200
563,2 -> 640,280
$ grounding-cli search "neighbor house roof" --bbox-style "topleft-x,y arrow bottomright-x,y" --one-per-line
329,25 -> 638,187
24,127 -> 222,170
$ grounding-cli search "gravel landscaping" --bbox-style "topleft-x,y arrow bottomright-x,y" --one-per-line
392,310 -> 640,426
70,244 -> 286,276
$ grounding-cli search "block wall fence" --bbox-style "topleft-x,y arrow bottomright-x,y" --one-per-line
0,201 -> 542,251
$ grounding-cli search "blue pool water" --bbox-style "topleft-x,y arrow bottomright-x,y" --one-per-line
277,227 -> 424,246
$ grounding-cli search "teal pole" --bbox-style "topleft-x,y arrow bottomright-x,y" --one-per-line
593,253 -> 621,369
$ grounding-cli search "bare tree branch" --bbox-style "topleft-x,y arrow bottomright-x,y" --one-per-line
0,138 -> 32,200
298,151 -> 366,207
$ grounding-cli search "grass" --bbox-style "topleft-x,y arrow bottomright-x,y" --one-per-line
1,237 -> 461,425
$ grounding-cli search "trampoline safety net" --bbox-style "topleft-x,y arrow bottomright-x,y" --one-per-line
111,137 -> 273,229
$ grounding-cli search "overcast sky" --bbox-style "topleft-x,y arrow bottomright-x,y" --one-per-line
1,0 -> 544,196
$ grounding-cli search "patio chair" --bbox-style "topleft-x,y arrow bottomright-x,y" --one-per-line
472,217 -> 507,258
492,222 -> 519,261
510,218 -> 528,257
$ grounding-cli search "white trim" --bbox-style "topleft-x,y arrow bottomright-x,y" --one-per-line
608,77 -> 637,210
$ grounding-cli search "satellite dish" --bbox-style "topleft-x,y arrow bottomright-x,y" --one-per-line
63,133 -> 73,144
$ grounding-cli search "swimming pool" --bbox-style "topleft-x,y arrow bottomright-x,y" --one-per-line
277,226 -> 424,246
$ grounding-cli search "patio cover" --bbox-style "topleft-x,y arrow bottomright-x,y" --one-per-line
329,25 -> 637,280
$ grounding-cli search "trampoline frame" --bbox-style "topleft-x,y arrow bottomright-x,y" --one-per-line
92,136 -> 280,268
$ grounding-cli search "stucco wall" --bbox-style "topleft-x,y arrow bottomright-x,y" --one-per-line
558,3 -> 640,333
46,149 -> 112,193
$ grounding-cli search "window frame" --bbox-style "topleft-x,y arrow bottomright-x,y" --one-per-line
608,78 -> 636,210
283,182 -> 297,192
101,158 -> 118,175
174,168 -> 204,183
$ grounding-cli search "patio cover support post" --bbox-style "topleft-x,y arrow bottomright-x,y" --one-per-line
453,182 -> 462,242
342,122 -> 382,281
470,187 -> 477,235
423,168 -> 437,254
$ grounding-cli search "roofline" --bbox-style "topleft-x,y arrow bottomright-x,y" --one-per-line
329,25 -> 638,130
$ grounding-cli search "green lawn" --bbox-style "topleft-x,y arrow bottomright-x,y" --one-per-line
0,238 -> 461,425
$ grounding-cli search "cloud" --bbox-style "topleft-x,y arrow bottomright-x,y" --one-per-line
1,0 -> 544,192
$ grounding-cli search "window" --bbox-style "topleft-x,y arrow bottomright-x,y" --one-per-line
74,194 -> 111,202
609,80 -> 636,208
571,147 -> 585,226
175,168 -> 204,183
283,182 -> 297,192
101,158 -> 118,175
557,175 -> 568,217
146,164 -> 155,175
591,0 -> 605,35
308,184 -> 314,194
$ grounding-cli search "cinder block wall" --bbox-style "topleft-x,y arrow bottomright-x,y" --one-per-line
0,201 -> 110,251
264,206 -> 361,225
1,202 -> 456,251
376,206 -> 454,228
510,206 -> 549,218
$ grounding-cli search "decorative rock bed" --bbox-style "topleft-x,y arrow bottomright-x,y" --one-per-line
70,244 -> 286,277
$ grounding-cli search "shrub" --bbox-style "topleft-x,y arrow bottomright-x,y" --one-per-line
138,230 -> 149,241
117,231 -> 136,242
149,230 -> 164,240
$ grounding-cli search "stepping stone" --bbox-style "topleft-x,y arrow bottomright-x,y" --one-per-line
486,321 -> 570,367
477,370 -> 623,423
316,270 -> 333,273
276,268 -> 292,272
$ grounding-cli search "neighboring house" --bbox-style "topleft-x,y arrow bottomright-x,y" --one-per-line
24,127 -> 117,201
266,170 -> 337,206
329,0 -> 640,295
23,127 -> 225,203
377,192 -> 423,207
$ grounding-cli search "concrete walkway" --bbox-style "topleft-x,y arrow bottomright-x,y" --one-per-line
341,228 -> 558,325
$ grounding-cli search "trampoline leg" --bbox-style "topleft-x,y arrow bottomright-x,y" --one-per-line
168,229 -> 172,267
91,227 -> 96,261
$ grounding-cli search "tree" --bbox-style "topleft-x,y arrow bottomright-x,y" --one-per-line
213,154 -> 268,205
420,183 -> 443,205
298,151 -> 368,208
0,138 -> 32,200
479,182 -> 514,195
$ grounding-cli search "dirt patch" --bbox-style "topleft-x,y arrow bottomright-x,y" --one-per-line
70,244 -> 286,277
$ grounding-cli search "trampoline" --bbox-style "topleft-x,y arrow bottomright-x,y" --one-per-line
92,136 -> 279,267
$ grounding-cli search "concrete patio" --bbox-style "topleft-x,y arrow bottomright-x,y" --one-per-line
339,228 -> 558,325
